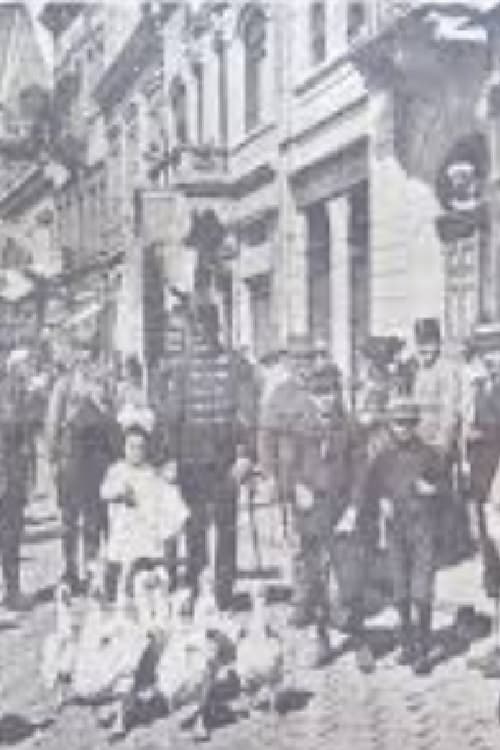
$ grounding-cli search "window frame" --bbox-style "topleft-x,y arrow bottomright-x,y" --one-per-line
242,8 -> 267,134
309,1 -> 326,66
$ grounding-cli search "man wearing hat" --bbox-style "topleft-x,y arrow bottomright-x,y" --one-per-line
413,318 -> 460,458
0,357 -> 33,610
362,395 -> 446,674
167,301 -> 256,610
413,317 -> 462,556
258,333 -> 335,666
46,337 -> 109,592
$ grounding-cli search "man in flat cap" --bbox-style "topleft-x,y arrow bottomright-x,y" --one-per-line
361,395 -> 446,674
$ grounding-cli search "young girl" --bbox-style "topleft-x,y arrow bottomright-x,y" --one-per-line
100,411 -> 188,604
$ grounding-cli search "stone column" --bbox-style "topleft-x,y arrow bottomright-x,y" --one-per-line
283,199 -> 308,341
369,89 -> 412,339
327,193 -> 352,388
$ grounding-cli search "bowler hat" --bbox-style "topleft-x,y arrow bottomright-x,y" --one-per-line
388,395 -> 420,423
414,317 -> 441,344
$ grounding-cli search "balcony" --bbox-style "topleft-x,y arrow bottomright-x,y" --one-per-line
349,1 -> 486,44
350,0 -> 487,88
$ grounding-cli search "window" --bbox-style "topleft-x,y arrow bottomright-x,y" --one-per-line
310,1 -> 326,65
248,274 -> 271,360
243,8 -> 267,133
170,76 -> 188,145
347,1 -> 367,43
307,203 -> 331,347
193,63 -> 204,145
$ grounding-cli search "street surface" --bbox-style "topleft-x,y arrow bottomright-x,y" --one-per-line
2,488 -> 500,750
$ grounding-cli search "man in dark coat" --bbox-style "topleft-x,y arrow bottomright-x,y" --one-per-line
46,344 -> 119,592
0,363 -> 32,610
167,303 -> 255,609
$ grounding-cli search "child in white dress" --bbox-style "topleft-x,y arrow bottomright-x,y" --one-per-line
100,420 -> 188,601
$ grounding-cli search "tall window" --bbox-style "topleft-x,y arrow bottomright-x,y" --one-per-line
310,1 -> 326,65
243,8 -> 267,133
307,203 -> 331,347
170,76 -> 188,145
248,274 -> 271,360
347,1 -> 367,43
193,63 -> 204,145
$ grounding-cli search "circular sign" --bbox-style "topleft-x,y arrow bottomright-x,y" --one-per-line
436,134 -> 489,213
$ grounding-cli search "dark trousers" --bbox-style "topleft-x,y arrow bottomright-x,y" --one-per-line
179,462 -> 237,607
388,523 -> 435,606
291,530 -> 330,625
0,495 -> 25,597
59,487 -> 104,582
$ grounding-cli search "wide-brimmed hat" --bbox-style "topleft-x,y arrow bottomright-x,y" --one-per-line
388,396 -> 420,424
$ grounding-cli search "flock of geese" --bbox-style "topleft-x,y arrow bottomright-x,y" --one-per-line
41,567 -> 286,742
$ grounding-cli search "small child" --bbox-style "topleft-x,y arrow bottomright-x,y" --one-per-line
363,396 -> 446,675
100,414 -> 188,605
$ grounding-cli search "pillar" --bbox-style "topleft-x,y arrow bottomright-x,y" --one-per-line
327,193 -> 352,387
278,184 -> 308,343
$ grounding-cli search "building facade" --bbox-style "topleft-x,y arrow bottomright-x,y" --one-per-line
2,1 -> 498,397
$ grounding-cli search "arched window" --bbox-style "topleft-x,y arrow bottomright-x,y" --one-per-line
242,6 -> 267,133
310,1 -> 326,65
170,76 -> 188,145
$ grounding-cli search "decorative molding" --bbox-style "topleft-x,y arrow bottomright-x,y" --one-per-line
291,138 -> 368,209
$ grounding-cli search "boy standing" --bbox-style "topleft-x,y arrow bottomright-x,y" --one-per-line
364,396 -> 446,675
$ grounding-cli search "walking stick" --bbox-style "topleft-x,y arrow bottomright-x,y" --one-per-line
246,473 -> 262,571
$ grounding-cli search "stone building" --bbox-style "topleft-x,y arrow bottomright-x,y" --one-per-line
3,1 -> 498,398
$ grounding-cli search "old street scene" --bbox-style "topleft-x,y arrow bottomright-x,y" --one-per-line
5,1 -> 500,748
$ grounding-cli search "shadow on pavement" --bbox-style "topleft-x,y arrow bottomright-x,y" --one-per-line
430,607 -> 492,670
0,715 -> 54,746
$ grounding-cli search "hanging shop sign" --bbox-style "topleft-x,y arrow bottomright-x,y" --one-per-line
436,134 -> 489,214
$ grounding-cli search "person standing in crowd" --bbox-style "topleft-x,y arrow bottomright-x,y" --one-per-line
363,396 -> 446,675
46,337 -> 111,592
167,302 -> 254,610
335,338 -> 397,673
116,355 -> 147,412
461,349 -> 500,540
258,335 -> 335,666
412,318 -> 461,558
0,354 -> 33,611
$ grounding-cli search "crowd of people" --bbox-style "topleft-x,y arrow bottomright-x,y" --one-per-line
3,297 -> 500,736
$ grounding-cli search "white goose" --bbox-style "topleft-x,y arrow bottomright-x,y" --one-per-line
41,582 -> 76,709
155,588 -> 219,741
235,581 -> 284,712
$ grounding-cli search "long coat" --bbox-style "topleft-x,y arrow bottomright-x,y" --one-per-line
46,370 -> 120,505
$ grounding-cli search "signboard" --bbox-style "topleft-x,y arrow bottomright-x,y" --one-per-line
436,134 -> 488,214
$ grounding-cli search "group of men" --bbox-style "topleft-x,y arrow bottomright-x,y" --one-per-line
3,300 -> 499,682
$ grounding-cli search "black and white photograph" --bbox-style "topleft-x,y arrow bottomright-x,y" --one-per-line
2,1 -> 500,748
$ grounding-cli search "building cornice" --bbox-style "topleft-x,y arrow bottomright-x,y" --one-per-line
39,3 -> 85,38
93,14 -> 164,114
0,167 -> 52,221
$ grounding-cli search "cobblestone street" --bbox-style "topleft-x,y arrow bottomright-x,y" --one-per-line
2,491 -> 500,750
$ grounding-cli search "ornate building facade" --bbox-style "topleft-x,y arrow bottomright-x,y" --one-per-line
2,1 -> 500,396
